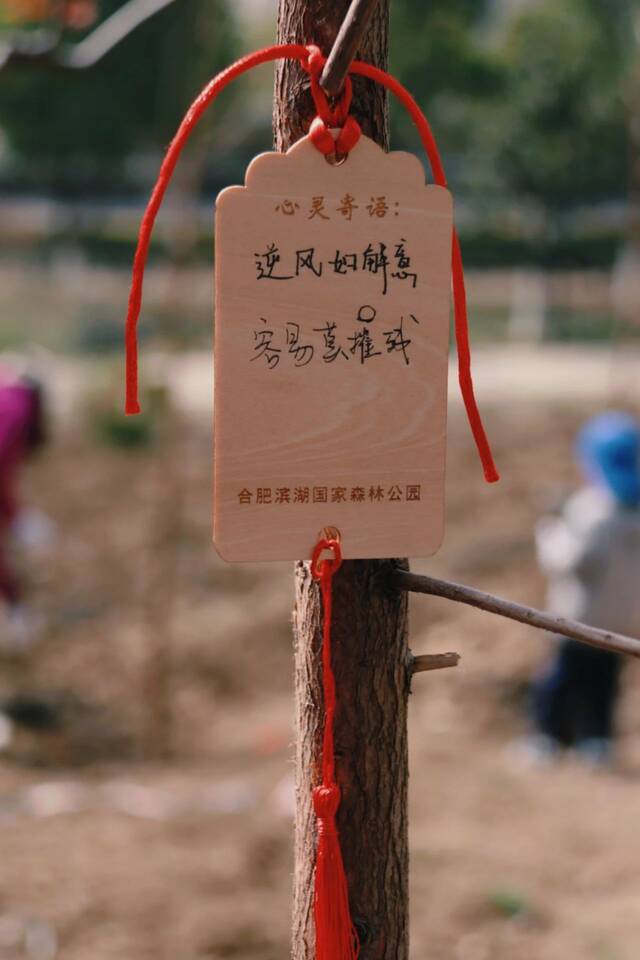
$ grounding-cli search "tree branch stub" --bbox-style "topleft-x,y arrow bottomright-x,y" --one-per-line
411,652 -> 461,674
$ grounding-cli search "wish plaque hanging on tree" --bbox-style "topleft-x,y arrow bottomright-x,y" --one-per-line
124,39 -> 498,960
215,133 -> 453,561
125,44 -> 497,562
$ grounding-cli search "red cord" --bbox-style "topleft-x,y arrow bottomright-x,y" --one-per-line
310,537 -> 343,785
310,537 -> 359,960
348,60 -> 499,482
125,42 -> 311,415
124,42 -> 499,482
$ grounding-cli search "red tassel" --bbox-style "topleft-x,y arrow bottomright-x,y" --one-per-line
313,784 -> 359,960
310,538 -> 359,960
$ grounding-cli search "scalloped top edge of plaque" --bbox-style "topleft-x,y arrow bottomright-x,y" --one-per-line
216,133 -> 451,210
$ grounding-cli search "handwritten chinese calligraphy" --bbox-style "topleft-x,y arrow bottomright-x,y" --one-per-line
286,322 -> 314,367
313,321 -> 349,363
383,314 -> 419,366
254,243 -> 293,280
295,247 -> 323,277
348,325 -> 381,364
362,242 -> 389,295
254,239 -> 418,296
251,318 -> 281,368
391,240 -> 417,287
251,311 -> 421,368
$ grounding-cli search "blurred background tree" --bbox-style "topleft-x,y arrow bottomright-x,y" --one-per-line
389,0 -> 504,182
0,0 -> 637,268
0,0 -> 238,193
492,0 -> 628,216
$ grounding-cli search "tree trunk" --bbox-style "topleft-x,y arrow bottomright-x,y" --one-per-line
274,1 -> 389,149
273,6 -> 412,959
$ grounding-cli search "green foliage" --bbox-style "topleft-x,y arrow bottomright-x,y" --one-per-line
87,381 -> 170,449
389,0 -> 633,215
391,0 -> 502,101
493,0 -> 628,210
390,0 -> 504,157
459,227 -> 621,269
0,0 -> 635,231
487,886 -> 531,920
93,406 -> 155,449
0,0 -> 238,192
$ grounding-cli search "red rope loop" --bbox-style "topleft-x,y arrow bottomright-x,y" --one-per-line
301,42 -> 324,76
123,42 -> 498,483
308,116 -> 336,155
303,43 -> 360,158
311,537 -> 343,581
309,72 -> 353,126
335,114 -> 361,154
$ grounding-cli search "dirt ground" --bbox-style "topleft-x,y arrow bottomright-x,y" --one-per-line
1,351 -> 640,960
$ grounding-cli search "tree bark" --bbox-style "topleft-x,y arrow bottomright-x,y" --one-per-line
273,6 -> 412,959
274,0 -> 389,150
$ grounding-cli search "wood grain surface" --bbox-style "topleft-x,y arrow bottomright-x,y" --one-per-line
214,133 -> 452,561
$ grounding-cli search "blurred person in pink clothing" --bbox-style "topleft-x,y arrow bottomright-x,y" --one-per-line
0,373 -> 48,649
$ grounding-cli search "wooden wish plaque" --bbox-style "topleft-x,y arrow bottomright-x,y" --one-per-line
214,134 -> 453,561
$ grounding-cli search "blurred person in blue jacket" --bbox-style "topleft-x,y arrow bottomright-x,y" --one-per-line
531,411 -> 640,765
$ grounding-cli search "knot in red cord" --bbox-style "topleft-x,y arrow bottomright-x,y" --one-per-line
308,116 -> 336,155
301,44 -> 352,127
308,115 -> 362,157
309,73 -> 353,126
302,47 -> 360,159
335,114 -> 361,154
311,537 -> 342,580
123,41 -> 499,483
309,111 -> 361,162
313,783 -> 341,820
302,43 -> 325,77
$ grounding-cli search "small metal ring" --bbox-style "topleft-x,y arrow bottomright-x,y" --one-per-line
320,526 -> 341,542
310,531 -> 343,580
324,152 -> 348,167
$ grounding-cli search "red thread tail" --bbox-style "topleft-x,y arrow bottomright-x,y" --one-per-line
350,61 -> 499,483
124,44 -> 498,481
311,541 -> 358,960
124,43 -> 311,416
452,231 -> 499,482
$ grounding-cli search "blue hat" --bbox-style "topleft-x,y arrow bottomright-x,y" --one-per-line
577,411 -> 640,506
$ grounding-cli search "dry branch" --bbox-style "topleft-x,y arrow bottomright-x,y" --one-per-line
394,569 -> 640,660
63,0 -> 176,69
0,0 -> 177,71
319,0 -> 379,95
